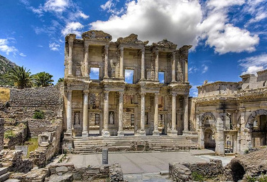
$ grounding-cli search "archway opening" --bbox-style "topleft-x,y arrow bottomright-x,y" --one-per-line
252,115 -> 267,147
231,161 -> 245,182
204,128 -> 215,149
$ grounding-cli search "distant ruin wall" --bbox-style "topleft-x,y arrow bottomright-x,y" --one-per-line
0,118 -> 4,150
28,119 -> 59,137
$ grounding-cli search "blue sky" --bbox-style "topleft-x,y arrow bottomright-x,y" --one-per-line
0,0 -> 267,97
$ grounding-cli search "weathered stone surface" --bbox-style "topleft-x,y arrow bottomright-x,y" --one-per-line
169,162 -> 192,182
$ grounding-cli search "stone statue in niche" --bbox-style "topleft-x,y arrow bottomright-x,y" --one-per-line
110,59 -> 118,78
76,66 -> 81,77
74,112 -> 80,125
109,111 -> 114,124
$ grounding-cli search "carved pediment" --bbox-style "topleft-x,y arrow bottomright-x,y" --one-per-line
82,30 -> 112,42
153,39 -> 177,49
117,34 -> 149,45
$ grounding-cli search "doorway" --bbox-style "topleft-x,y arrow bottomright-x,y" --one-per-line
204,128 -> 215,149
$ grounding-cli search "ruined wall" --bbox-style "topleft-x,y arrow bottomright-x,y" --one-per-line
0,118 -> 4,150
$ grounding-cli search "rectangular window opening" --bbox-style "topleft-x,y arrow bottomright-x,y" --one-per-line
90,67 -> 100,80
159,72 -> 165,83
125,69 -> 134,84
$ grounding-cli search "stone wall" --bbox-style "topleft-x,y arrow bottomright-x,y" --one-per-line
4,122 -> 27,149
27,119 -> 60,137
0,118 -> 4,150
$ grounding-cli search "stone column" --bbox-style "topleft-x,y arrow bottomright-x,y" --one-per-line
183,95 -> 189,134
68,39 -> 74,76
240,108 -> 248,153
84,42 -> 89,77
170,93 -> 177,136
153,93 -> 159,136
185,60 -> 188,83
216,112 -> 225,155
104,45 -> 109,79
102,91 -> 110,136
66,90 -> 72,133
118,91 -> 124,136
119,47 -> 124,78
155,50 -> 159,81
82,90 -> 89,137
141,47 -> 145,80
139,93 -> 146,136
199,127 -> 205,149
172,51 -> 176,82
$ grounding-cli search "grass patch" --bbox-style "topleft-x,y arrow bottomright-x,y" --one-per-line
33,110 -> 45,119
4,130 -> 15,139
192,171 -> 204,182
26,138 -> 38,157
0,87 -> 10,102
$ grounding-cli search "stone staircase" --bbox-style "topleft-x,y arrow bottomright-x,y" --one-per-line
0,167 -> 10,182
73,135 -> 197,154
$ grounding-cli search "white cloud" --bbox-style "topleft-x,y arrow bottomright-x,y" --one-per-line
190,85 -> 199,97
90,68 -> 99,73
239,54 -> 267,75
0,39 -> 18,55
91,0 -> 259,54
49,42 -> 60,51
61,22 -> 84,36
125,70 -> 134,79
44,0 -> 69,13
189,66 -> 198,74
19,53 -> 26,57
100,0 -> 124,15
202,65 -> 208,73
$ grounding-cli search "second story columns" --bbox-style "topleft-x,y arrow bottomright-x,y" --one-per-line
84,41 -> 89,77
104,45 -> 109,79
119,47 -> 124,78
68,34 -> 76,76
172,51 -> 176,82
155,50 -> 159,81
141,47 -> 145,80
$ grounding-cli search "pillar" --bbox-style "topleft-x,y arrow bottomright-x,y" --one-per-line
68,39 -> 74,76
169,92 -> 177,136
155,50 -> 159,81
153,93 -> 159,136
84,42 -> 89,77
183,95 -> 189,134
185,60 -> 188,83
172,51 -> 176,82
82,90 -> 89,137
118,91 -> 124,136
119,47 -> 124,78
104,45 -> 109,79
240,108 -> 249,153
216,112 -> 225,155
66,90 -> 72,133
102,91 -> 110,136
139,93 -> 146,136
141,47 -> 145,80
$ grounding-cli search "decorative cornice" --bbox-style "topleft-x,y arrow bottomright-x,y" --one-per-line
117,34 -> 148,45
152,39 -> 177,49
82,30 -> 112,42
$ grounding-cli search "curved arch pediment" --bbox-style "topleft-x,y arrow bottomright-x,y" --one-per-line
200,112 -> 216,127
246,109 -> 267,128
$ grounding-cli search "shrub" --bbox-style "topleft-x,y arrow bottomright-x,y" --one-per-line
259,175 -> 267,182
192,171 -> 204,182
4,130 -> 15,139
33,110 -> 45,119
246,175 -> 257,182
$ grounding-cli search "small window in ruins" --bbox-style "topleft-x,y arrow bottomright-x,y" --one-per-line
159,72 -> 165,83
90,67 -> 100,80
125,69 -> 134,84
95,114 -> 100,125
131,114 -> 135,126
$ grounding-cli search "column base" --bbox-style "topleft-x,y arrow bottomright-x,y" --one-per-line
135,130 -> 146,136
168,130 -> 177,136
102,130 -> 110,137
182,130 -> 189,136
82,131 -> 88,137
153,130 -> 160,136
117,131 -> 124,136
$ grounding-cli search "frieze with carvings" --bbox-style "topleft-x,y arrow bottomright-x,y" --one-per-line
117,34 -> 149,45
153,39 -> 177,49
82,30 -> 112,42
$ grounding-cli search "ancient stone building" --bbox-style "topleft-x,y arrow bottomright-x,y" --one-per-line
63,30 -> 191,139
192,69 -> 267,155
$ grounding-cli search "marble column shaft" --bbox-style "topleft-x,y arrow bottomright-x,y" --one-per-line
118,92 -> 124,136
84,42 -> 89,77
140,93 -> 146,131
172,52 -> 176,82
82,91 -> 89,136
155,50 -> 159,81
185,60 -> 188,82
103,91 -> 109,131
104,45 -> 109,78
171,93 -> 177,132
119,47 -> 124,78
141,48 -> 145,80
67,90 -> 72,132
153,93 -> 159,135
183,95 -> 189,132
68,40 -> 74,76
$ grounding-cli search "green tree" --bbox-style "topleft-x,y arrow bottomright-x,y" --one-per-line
5,66 -> 32,89
57,77 -> 64,84
32,72 -> 54,87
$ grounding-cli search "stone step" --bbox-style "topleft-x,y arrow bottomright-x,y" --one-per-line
0,172 -> 10,182
4,179 -> 20,182
0,167 -> 8,176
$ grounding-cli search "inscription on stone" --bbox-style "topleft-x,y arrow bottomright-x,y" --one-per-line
102,148 -> 108,164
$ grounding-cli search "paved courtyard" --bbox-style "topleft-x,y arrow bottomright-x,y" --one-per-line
67,150 -> 234,174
